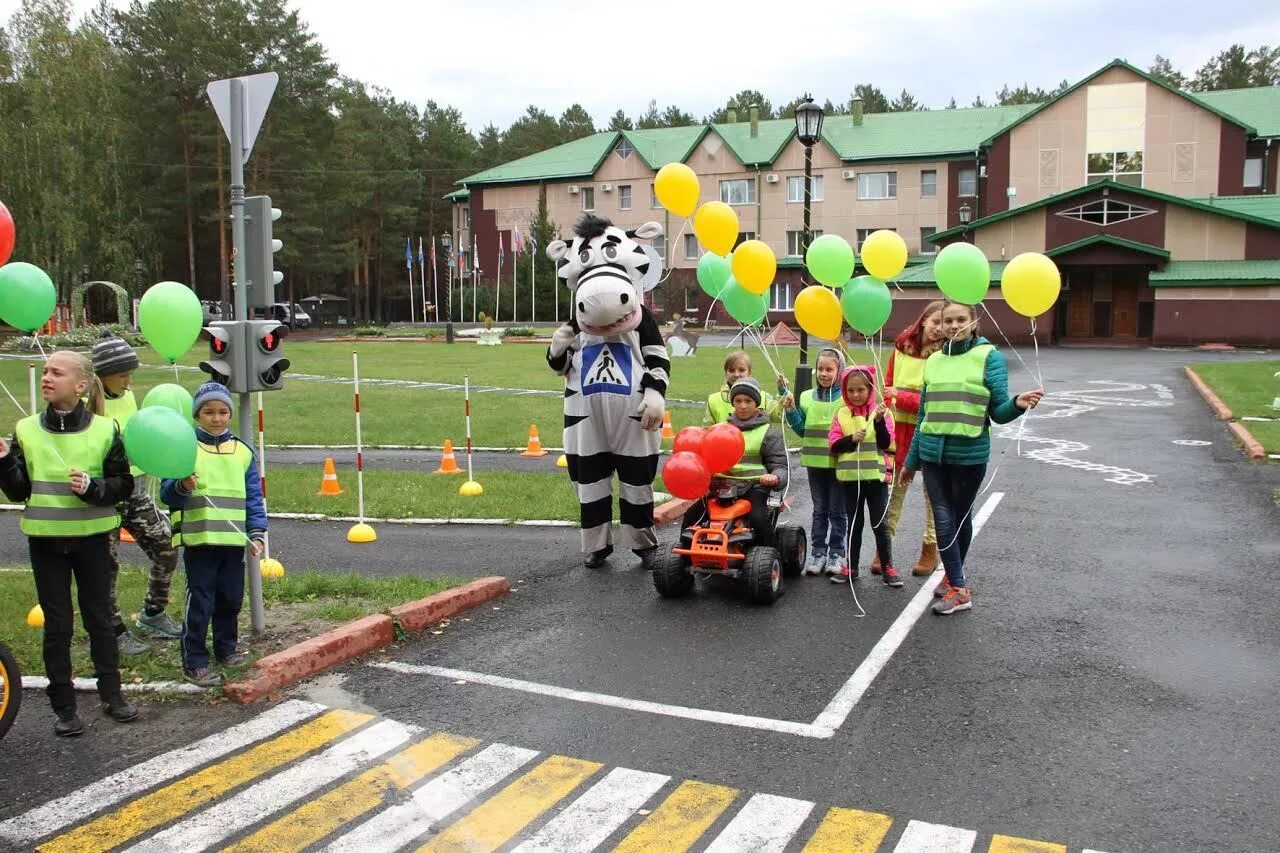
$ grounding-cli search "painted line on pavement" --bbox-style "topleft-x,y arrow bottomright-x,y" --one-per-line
703,792 -> 814,852
512,767 -> 671,853
892,819 -> 978,851
20,676 -> 208,694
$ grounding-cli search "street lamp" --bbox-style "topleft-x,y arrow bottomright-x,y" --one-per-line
133,257 -> 144,329
440,231 -> 455,343
959,202 -> 973,243
794,94 -> 825,396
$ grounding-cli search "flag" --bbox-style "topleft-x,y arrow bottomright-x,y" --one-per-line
528,232 -> 538,253
512,225 -> 523,254
430,237 -> 437,269
418,237 -> 425,269
405,238 -> 413,270
446,243 -> 455,269
498,233 -> 505,271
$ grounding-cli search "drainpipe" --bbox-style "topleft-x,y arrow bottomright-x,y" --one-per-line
1265,138 -> 1274,194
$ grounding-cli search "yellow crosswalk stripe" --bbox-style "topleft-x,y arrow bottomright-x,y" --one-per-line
417,754 -> 602,853
802,806 -> 894,852
988,836 -> 1067,853
38,709 -> 369,853
613,779 -> 739,853
224,732 -> 479,853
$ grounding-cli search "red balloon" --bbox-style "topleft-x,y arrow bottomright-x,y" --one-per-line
672,426 -> 706,456
662,451 -> 711,500
701,423 -> 745,474
0,201 -> 13,266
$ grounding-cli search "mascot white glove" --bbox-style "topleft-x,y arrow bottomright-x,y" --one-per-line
549,323 -> 577,358
636,387 -> 665,432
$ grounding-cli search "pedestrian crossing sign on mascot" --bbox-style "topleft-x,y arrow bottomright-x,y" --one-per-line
581,342 -> 633,396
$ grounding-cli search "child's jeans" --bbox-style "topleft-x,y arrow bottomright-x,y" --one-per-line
806,467 -> 846,557
921,462 -> 986,587
181,545 -> 245,670
842,480 -> 892,569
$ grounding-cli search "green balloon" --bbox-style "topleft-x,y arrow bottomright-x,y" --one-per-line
805,234 -> 855,288
720,278 -> 768,326
142,383 -> 194,419
841,275 -> 893,336
934,242 -> 991,304
0,262 -> 57,332
139,281 -> 203,362
123,407 -> 196,479
696,252 -> 732,297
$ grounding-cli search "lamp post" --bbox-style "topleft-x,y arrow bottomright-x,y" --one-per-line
133,257 -> 144,329
793,94 -> 825,396
959,202 -> 973,243
440,230 -> 455,343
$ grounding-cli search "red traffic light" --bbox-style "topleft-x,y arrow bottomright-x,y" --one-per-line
256,323 -> 288,353
210,335 -> 228,355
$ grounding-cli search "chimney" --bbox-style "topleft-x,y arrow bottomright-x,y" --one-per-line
725,101 -> 738,124
851,98 -> 864,126
749,104 -> 759,137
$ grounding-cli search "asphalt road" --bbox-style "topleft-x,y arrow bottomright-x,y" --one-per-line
2,347 -> 1278,852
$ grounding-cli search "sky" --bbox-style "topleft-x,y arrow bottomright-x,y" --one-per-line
6,0 -> 1280,133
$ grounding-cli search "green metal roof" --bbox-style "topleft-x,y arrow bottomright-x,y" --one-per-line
712,119 -> 797,166
444,188 -> 470,200
1195,86 -> 1280,138
460,131 -> 619,186
1193,194 -> 1280,224
895,259 -> 1010,286
823,105 -> 1037,162
1045,233 -> 1170,260
620,126 -> 707,169
1149,260 -> 1280,286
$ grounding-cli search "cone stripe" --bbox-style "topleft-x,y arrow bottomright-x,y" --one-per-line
318,458 -> 344,495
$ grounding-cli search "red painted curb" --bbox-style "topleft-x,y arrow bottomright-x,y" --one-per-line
1228,422 -> 1267,461
654,498 -> 694,526
1183,367 -> 1233,421
391,576 -> 509,633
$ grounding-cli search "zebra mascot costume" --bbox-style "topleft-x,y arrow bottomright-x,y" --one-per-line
546,214 -> 670,568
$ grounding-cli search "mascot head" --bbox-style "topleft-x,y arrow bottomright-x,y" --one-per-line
546,214 -> 664,337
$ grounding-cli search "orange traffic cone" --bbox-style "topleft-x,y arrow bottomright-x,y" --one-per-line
520,424 -> 549,458
317,457 -> 343,495
434,440 -> 463,474
119,527 -> 136,544
661,411 -> 675,443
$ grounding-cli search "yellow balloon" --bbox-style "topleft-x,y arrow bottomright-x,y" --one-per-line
654,163 -> 700,218
730,240 -> 776,295
1001,252 -> 1061,318
793,285 -> 843,340
693,202 -> 739,257
27,604 -> 44,628
860,230 -> 908,280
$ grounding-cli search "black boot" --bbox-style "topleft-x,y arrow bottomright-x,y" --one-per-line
633,546 -> 658,570
101,694 -> 139,723
54,707 -> 84,737
583,545 -> 613,568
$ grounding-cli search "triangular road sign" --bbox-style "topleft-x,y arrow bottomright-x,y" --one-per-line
207,72 -> 279,163
761,321 -> 800,345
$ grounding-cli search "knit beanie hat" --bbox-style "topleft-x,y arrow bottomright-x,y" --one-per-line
729,376 -> 763,407
192,382 -> 234,417
90,332 -> 140,377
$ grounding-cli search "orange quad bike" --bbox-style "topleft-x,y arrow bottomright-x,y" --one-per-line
653,482 -> 807,605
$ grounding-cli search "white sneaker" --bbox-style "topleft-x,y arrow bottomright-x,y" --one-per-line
803,554 -> 826,576
825,554 -> 847,575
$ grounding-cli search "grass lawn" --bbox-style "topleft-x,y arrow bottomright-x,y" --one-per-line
0,563 -> 465,686
1190,359 -> 1280,454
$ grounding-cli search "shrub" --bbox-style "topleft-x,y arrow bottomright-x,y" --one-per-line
504,326 -> 536,337
2,323 -> 144,353
353,326 -> 386,337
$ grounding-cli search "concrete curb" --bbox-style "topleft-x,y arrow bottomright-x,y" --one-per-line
1183,366 -> 1233,420
1227,422 -> 1267,461
654,498 -> 694,526
223,575 -> 509,703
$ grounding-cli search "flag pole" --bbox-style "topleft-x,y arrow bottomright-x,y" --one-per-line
495,233 -> 502,324
407,238 -> 416,325
431,239 -> 439,325
512,234 -> 518,323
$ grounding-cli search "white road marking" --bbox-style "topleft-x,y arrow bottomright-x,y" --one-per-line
0,700 -> 323,845
892,819 -> 978,851
512,767 -> 670,853
703,793 -> 814,853
322,742 -> 538,852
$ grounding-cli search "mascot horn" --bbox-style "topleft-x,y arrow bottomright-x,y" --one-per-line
546,214 -> 670,568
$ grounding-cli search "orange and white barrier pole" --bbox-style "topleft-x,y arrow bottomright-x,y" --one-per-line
347,351 -> 376,542
459,375 -> 483,495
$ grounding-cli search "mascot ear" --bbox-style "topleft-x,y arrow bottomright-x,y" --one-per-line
640,244 -> 664,292
546,239 -> 569,262
632,222 -> 663,240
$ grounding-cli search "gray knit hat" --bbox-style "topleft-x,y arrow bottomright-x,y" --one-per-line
193,382 -> 234,416
729,376 -> 763,406
91,332 -> 140,377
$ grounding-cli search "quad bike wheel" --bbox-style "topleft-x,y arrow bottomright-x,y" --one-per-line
775,525 -> 807,577
652,544 -> 695,598
743,546 -> 782,605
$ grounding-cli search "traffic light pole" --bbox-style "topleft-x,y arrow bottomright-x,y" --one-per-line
229,78 -> 266,636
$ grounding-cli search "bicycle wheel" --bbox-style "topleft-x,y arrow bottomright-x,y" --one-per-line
0,642 -> 21,740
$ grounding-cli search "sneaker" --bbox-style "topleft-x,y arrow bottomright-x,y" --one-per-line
101,696 -> 138,722
882,565 -> 904,588
933,575 -> 953,598
216,651 -> 249,667
803,553 -> 826,576
117,631 -> 150,657
54,709 -> 84,738
932,586 -> 972,615
136,610 -> 182,639
183,667 -> 224,688
824,553 -> 846,576
829,565 -> 853,584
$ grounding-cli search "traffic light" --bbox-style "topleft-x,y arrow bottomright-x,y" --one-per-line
244,194 -> 283,309
199,322 -> 244,389
245,320 -> 290,391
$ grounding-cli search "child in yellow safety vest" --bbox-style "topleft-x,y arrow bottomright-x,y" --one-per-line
827,366 -> 900,587
0,350 -> 137,736
704,350 -> 781,425
160,383 -> 267,688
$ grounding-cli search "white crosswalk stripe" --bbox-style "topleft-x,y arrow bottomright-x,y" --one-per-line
703,792 -> 815,853
513,767 -> 670,853
893,819 -> 979,852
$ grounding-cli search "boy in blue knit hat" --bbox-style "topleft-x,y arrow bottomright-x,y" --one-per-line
160,382 -> 267,688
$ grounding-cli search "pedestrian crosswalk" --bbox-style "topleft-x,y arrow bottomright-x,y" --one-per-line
0,700 -> 1114,852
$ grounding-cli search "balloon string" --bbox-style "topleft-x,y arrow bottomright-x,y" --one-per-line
978,303 -> 1040,387
173,363 -> 180,383
0,379 -> 28,416
657,219 -> 690,285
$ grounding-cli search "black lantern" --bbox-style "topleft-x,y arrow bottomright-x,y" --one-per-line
958,202 -> 973,225
794,95 -> 824,146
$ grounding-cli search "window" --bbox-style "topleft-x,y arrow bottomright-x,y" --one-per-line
685,284 -> 700,312
786,229 -> 823,256
581,187 -> 595,211
786,175 -> 824,202
1039,150 -> 1060,189
1087,151 -> 1143,186
734,231 -> 756,250
720,179 -> 756,206
618,185 -> 632,210
1244,158 -> 1264,189
615,139 -> 633,160
855,228 -> 894,250
650,183 -> 661,208
651,233 -> 666,263
957,168 -> 977,197
857,172 -> 897,200
1057,198 -> 1156,226
919,227 -> 937,253
768,281 -> 793,311
920,170 -> 937,198
460,207 -> 471,228
684,234 -> 701,260
1174,143 -> 1196,184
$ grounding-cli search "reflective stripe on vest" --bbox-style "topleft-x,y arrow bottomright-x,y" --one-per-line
16,414 -> 120,537
834,409 -> 885,482
102,392 -> 142,476
798,389 -> 843,470
919,344 -> 994,438
706,391 -> 732,424
889,352 -> 927,426
172,440 -> 252,547
724,423 -> 769,480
